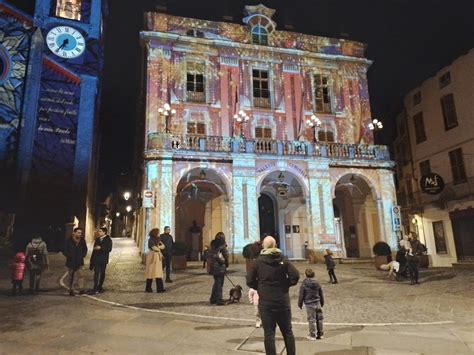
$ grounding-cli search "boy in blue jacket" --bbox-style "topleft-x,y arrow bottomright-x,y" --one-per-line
298,268 -> 324,340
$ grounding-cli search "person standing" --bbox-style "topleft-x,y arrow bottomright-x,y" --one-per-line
407,233 -> 424,285
324,249 -> 338,284
63,227 -> 88,296
25,235 -> 49,294
89,227 -> 113,294
247,236 -> 300,355
160,226 -> 174,283
298,268 -> 325,340
145,228 -> 166,293
208,232 -> 229,306
10,252 -> 26,296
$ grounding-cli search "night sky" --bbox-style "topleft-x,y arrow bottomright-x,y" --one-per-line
6,0 -> 474,196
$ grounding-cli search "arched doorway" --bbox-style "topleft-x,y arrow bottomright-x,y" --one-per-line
333,174 -> 379,258
259,171 -> 308,258
175,168 -> 229,260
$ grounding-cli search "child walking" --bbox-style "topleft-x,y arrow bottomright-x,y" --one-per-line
298,268 -> 324,340
324,249 -> 338,284
248,288 -> 261,328
202,245 -> 209,269
10,252 -> 26,296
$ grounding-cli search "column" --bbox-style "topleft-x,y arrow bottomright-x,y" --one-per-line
158,156 -> 174,235
378,169 -> 398,249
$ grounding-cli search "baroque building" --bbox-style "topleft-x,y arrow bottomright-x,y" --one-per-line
139,4 -> 397,260
393,49 -> 474,267
0,0 -> 107,248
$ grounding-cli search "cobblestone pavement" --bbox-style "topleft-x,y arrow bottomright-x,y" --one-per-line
83,238 -> 474,325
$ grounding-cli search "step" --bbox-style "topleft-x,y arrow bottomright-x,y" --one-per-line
340,258 -> 374,264
452,262 -> 474,270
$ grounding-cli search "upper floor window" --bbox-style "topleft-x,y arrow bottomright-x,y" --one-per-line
255,127 -> 272,139
252,69 -> 270,108
314,74 -> 332,113
413,91 -> 421,106
449,148 -> 467,184
55,0 -> 82,21
186,62 -> 205,103
187,122 -> 205,135
419,160 -> 431,177
439,71 -> 451,89
440,94 -> 458,130
251,25 -> 268,45
413,112 -> 427,144
317,129 -> 334,142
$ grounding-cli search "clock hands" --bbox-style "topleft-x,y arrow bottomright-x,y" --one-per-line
56,38 -> 69,53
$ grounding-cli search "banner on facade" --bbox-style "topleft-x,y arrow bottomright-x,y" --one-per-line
143,190 -> 155,208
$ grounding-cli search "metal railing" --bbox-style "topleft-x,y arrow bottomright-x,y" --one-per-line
147,133 -> 391,160
186,91 -> 206,103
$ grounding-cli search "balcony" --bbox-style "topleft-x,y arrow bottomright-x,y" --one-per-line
186,91 -> 206,103
146,133 -> 391,161
253,97 -> 271,109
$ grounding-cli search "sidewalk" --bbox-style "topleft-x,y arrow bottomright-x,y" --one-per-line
0,237 -> 473,354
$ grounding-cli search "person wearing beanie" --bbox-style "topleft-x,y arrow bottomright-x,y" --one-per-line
247,236 -> 300,355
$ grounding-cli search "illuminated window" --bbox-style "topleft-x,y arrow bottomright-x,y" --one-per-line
187,122 -> 205,135
251,25 -> 268,45
314,74 -> 332,113
317,130 -> 334,142
439,71 -> 451,89
413,91 -> 421,106
255,127 -> 272,139
186,62 -> 205,103
449,148 -> 466,184
56,0 -> 82,21
440,94 -> 458,130
252,69 -> 270,108
419,160 -> 431,177
413,112 -> 426,144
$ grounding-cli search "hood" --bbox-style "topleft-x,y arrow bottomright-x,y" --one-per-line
259,248 -> 283,264
31,237 -> 43,247
303,278 -> 319,290
15,252 -> 25,263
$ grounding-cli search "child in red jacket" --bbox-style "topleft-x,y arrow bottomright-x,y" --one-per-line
11,252 -> 26,296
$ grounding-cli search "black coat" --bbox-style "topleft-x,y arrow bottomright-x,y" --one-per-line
324,254 -> 335,270
90,236 -> 113,265
246,249 -> 300,303
298,278 -> 324,308
208,239 -> 229,276
159,233 -> 174,256
63,238 -> 88,270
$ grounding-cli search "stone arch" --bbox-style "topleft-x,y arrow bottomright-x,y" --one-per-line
256,162 -> 309,198
173,164 -> 232,199
331,170 -> 380,200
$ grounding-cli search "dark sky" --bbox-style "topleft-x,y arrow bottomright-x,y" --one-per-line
6,0 -> 474,194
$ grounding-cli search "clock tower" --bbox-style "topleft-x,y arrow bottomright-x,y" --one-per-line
0,0 -> 107,248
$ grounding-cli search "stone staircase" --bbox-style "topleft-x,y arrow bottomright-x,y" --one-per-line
452,257 -> 474,269
339,257 -> 374,264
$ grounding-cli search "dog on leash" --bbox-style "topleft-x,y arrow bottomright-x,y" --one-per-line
227,285 -> 243,304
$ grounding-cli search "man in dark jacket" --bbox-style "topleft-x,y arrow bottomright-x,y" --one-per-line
298,268 -> 324,340
407,233 -> 424,285
160,226 -> 174,283
208,232 -> 229,306
63,227 -> 88,296
247,236 -> 300,355
89,227 -> 113,294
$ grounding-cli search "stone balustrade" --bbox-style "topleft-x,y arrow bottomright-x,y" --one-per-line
147,133 -> 391,160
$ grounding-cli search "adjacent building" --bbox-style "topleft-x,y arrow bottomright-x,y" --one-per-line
0,0 -> 107,248
139,5 -> 397,260
393,49 -> 474,266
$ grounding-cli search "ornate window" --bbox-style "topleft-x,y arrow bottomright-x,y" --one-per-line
187,122 -> 205,135
186,62 -> 205,103
55,0 -> 82,21
251,25 -> 268,45
317,129 -> 334,142
255,127 -> 272,139
252,69 -> 270,108
314,74 -> 332,113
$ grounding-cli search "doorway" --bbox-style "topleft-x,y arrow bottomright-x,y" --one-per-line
258,193 -> 277,243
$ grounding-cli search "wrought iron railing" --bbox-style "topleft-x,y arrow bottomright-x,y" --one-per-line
186,91 -> 206,103
147,133 -> 391,160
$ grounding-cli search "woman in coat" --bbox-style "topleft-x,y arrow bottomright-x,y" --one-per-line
145,228 -> 166,293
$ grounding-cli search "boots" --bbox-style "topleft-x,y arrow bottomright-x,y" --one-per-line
145,279 -> 153,293
156,278 -> 166,293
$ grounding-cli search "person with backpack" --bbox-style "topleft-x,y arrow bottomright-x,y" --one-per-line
89,227 -> 113,294
25,235 -> 49,294
247,236 -> 300,355
63,227 -> 88,296
208,232 -> 229,306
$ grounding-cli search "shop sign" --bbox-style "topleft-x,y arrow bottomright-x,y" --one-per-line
420,173 -> 444,195
143,190 -> 154,208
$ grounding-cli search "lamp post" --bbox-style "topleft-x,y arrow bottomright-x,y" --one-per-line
306,114 -> 321,141
123,191 -> 131,201
368,118 -> 383,143
158,102 -> 176,133
234,110 -> 250,138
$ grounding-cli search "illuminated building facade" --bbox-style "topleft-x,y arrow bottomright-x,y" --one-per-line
139,5 -> 397,260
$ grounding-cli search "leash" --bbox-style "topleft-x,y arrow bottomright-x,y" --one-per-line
225,273 -> 236,287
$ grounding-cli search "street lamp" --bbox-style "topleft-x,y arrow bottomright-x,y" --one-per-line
126,205 -> 132,213
306,114 -> 321,141
123,191 -> 131,201
234,110 -> 250,138
158,102 -> 176,133
368,118 -> 383,143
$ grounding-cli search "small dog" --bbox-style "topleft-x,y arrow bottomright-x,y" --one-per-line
227,285 -> 243,304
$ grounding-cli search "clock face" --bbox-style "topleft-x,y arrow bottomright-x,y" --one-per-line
46,26 -> 85,59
